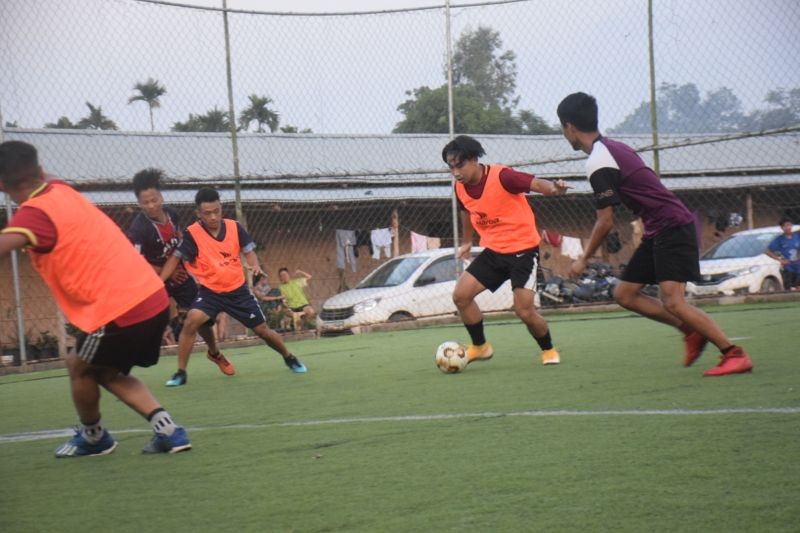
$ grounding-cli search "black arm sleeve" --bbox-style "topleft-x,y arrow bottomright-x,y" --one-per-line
588,167 -> 623,210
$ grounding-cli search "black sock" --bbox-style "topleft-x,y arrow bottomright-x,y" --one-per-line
464,321 -> 486,346
534,329 -> 553,351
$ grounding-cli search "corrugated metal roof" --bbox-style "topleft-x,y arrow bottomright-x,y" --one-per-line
5,129 -> 800,185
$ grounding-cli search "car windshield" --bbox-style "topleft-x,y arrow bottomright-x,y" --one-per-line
702,232 -> 779,260
357,256 -> 428,288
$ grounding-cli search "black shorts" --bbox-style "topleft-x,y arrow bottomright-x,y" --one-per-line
74,308 -> 169,375
621,222 -> 700,284
466,247 -> 539,292
193,283 -> 266,329
166,276 -> 198,309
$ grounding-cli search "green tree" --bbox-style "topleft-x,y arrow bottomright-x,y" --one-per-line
128,77 -> 166,131
612,83 -> 745,133
172,107 -> 230,132
394,26 -> 555,135
452,26 -> 517,107
279,125 -> 313,134
743,87 -> 800,130
45,116 -> 77,129
77,102 -> 118,130
239,94 -> 279,133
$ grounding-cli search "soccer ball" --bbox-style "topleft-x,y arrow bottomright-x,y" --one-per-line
435,341 -> 468,374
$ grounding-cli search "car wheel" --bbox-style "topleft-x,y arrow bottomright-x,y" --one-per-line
759,277 -> 781,293
388,311 -> 414,322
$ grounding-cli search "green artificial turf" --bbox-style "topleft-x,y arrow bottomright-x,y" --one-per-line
1,303 -> 798,532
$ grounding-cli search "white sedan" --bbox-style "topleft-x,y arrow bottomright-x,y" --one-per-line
686,225 -> 798,296
319,247 -> 515,334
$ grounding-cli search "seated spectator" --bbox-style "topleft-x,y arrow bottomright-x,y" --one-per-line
278,267 -> 317,331
766,216 -> 800,290
253,274 -> 292,331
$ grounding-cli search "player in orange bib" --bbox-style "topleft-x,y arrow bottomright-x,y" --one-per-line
443,135 -> 571,366
0,141 -> 191,457
159,187 -> 306,386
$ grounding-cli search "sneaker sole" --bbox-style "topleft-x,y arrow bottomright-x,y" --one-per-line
704,367 -> 753,377
169,443 -> 193,454
56,440 -> 118,458
467,352 -> 494,364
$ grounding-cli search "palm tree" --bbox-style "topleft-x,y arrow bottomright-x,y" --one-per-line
45,116 -> 77,129
199,107 -> 231,132
128,78 -> 166,131
238,94 -> 279,133
77,102 -> 118,130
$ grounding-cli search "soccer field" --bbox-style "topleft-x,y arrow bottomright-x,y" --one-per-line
1,303 -> 798,532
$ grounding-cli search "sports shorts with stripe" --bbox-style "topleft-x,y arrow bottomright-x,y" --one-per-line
466,246 -> 540,292
74,307 -> 169,375
192,283 -> 266,329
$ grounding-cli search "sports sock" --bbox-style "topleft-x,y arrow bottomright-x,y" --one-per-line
721,345 -> 736,355
534,329 -> 553,351
464,320 -> 486,346
81,418 -> 105,444
678,323 -> 693,335
147,408 -> 177,437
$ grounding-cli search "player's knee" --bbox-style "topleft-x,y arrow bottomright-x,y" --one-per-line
613,286 -> 633,308
452,291 -> 471,309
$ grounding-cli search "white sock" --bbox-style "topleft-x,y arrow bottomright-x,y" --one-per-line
81,418 -> 105,444
148,409 -> 177,436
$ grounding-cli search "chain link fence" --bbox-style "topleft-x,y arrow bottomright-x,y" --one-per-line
2,0 -> 799,361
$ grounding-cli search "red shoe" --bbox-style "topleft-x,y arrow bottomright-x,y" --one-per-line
683,331 -> 708,367
207,351 -> 236,376
703,347 -> 753,377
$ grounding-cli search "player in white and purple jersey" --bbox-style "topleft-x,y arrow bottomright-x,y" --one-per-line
557,92 -> 752,377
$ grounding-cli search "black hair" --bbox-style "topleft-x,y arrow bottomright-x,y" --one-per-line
441,135 -> 486,165
195,186 -> 220,206
0,141 -> 39,189
278,267 -> 289,275
253,273 -> 265,284
779,216 -> 793,226
557,92 -> 599,132
132,168 -> 164,198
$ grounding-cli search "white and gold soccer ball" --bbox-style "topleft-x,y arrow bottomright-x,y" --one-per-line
435,341 -> 468,374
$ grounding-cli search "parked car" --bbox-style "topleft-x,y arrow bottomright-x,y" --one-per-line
319,247 -> 514,334
686,225 -> 800,296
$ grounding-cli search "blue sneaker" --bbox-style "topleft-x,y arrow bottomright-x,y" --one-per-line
284,354 -> 307,373
55,429 -> 117,458
166,370 -> 187,387
142,426 -> 192,454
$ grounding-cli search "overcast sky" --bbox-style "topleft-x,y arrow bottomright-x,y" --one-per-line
1,0 -> 798,135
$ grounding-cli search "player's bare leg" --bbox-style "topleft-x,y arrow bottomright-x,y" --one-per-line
453,272 -> 493,362
514,287 -> 559,365
252,322 -> 307,372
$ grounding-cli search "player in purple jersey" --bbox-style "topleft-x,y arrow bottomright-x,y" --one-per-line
556,92 -> 752,377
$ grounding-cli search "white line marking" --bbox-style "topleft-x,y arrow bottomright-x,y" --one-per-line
2,407 -> 798,444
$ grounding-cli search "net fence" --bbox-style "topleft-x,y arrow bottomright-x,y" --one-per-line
1,0 -> 799,361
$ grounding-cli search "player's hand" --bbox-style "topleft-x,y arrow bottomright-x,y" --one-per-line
570,258 -> 587,278
246,263 -> 265,277
552,179 -> 571,196
169,265 -> 189,284
457,243 -> 472,260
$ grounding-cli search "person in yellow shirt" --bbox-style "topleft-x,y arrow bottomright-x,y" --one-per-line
278,267 -> 317,331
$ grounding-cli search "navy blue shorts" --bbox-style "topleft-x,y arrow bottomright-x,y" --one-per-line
192,283 -> 266,329
621,223 -> 701,284
466,247 -> 539,292
166,276 -> 198,309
